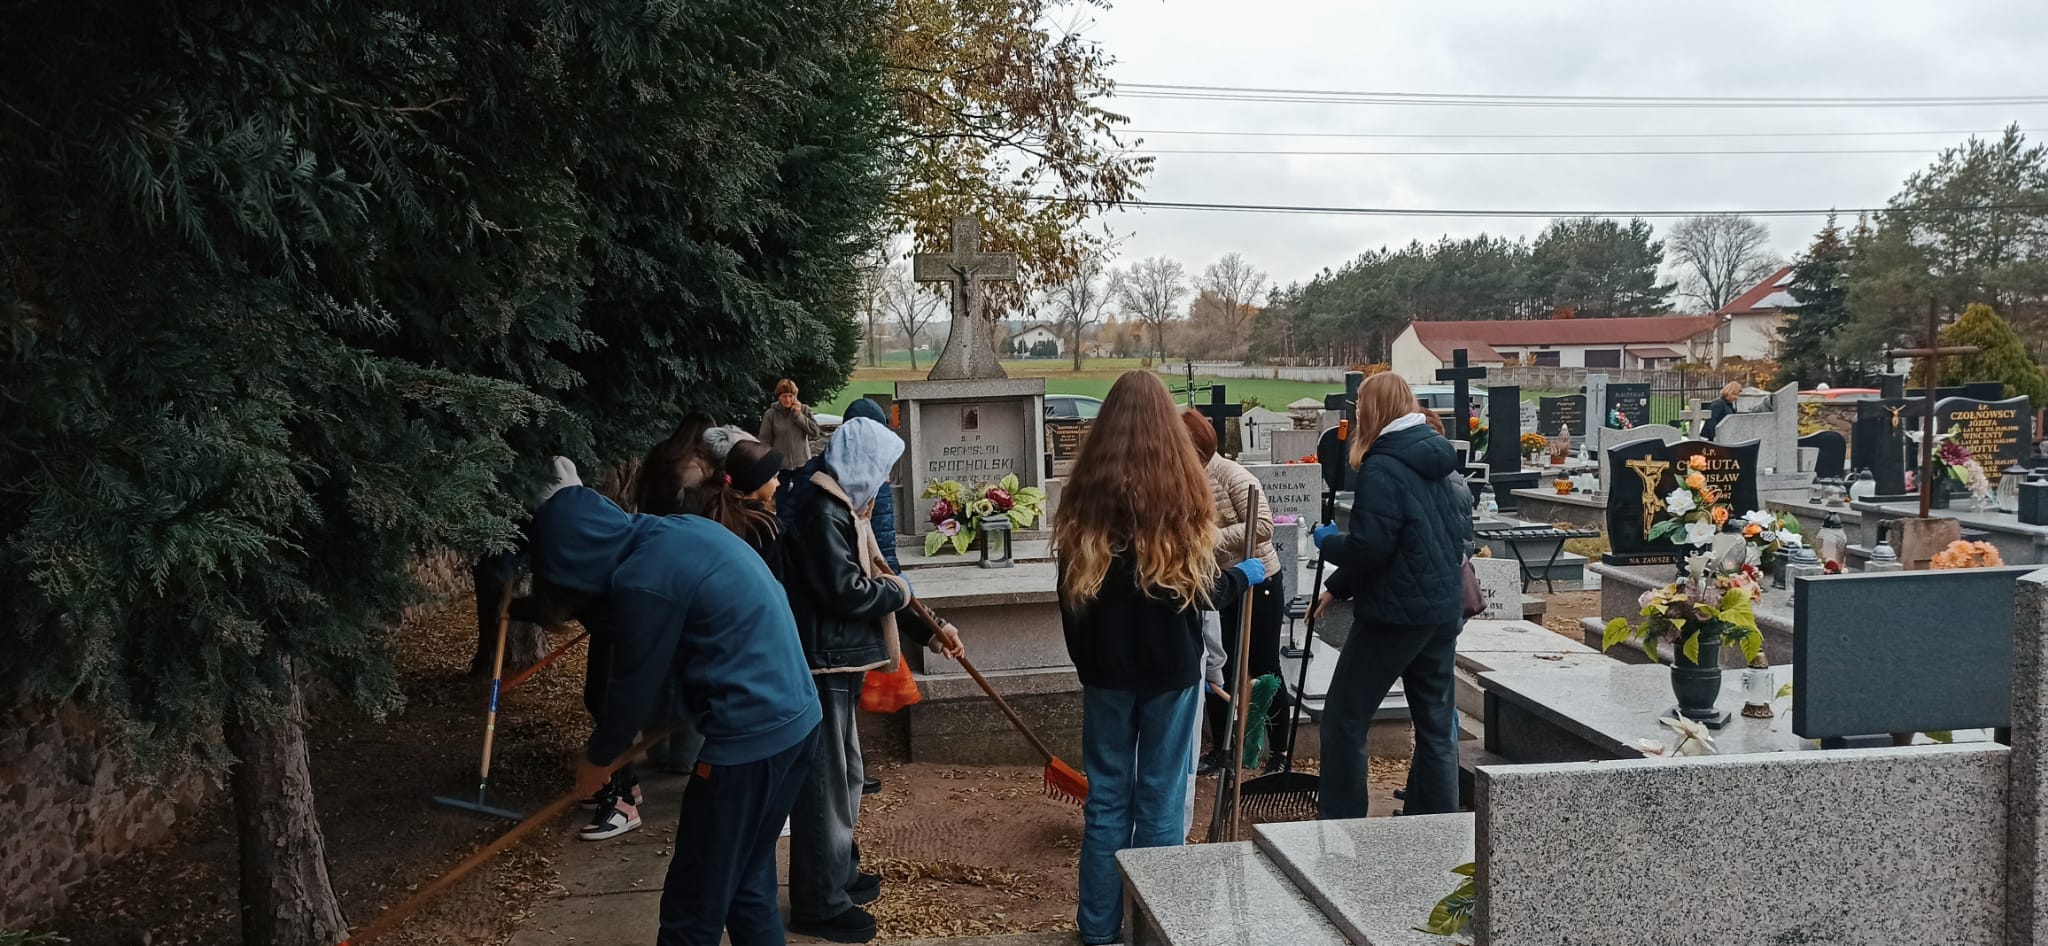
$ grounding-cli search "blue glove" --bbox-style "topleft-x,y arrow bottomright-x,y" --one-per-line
1312,522 -> 1341,548
1233,557 -> 1267,586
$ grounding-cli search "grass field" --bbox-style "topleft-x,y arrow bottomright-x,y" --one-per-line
821,358 -> 1343,414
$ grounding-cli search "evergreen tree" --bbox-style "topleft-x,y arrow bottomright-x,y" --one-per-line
1527,217 -> 1676,318
1779,215 -> 1861,386
0,3 -> 892,943
1940,303 -> 2048,403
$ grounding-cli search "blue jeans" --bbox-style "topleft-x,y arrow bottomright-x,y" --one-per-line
1078,684 -> 1201,944
1318,620 -> 1460,821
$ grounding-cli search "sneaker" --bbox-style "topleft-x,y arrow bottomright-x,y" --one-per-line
578,794 -> 642,841
862,775 -> 882,795
578,781 -> 644,811
1197,750 -> 1231,777
790,907 -> 877,944
848,871 -> 881,906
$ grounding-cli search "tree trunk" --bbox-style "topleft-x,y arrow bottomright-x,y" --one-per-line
226,651 -> 348,946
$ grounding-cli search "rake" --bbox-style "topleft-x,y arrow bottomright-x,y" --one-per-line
432,572 -> 525,821
1206,483 -> 1263,842
1237,491 -> 1333,822
893,573 -> 1089,805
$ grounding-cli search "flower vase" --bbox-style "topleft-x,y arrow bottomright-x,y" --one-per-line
1670,635 -> 1730,728
1932,474 -> 1958,509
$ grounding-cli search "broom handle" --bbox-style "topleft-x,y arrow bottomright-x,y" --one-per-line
1282,493 -> 1335,764
344,728 -> 672,946
874,558 -> 1058,767
476,579 -> 515,788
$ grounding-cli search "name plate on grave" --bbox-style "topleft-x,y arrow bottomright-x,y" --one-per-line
1246,462 -> 1323,522
1046,420 -> 1091,462
916,400 -> 1030,505
1537,394 -> 1586,438
1935,396 -> 2034,483
1605,383 -> 1652,429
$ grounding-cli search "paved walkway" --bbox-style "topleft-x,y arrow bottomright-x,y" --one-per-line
506,773 -> 827,946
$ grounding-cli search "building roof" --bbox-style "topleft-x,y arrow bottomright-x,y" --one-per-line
1406,315 -> 1720,363
1713,265 -> 1799,317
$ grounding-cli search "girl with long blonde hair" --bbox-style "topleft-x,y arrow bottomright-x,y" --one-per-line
1055,371 -> 1266,945
1311,372 -> 1473,820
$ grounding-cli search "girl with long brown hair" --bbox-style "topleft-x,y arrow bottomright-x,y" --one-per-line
1056,371 -> 1266,945
1310,372 -> 1472,820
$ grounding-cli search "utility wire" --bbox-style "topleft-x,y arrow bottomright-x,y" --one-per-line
1126,147 -> 1935,156
1123,126 -> 2041,141
1021,197 -> 2048,219
1115,91 -> 2048,110
1117,81 -> 2048,107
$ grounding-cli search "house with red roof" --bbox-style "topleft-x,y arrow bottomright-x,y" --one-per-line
1710,264 -> 1799,363
1389,309 -> 1721,382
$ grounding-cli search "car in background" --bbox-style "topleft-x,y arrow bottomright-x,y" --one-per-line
1411,384 -> 1489,416
1044,394 -> 1103,420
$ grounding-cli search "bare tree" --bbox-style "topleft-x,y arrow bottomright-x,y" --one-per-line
1116,255 -> 1188,359
1048,254 -> 1114,370
1200,252 -> 1268,361
881,264 -> 943,370
1665,215 -> 1782,312
859,252 -> 890,366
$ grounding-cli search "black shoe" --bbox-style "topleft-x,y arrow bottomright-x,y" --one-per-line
848,870 -> 881,906
791,907 -> 878,943
1197,750 -> 1231,777
862,775 -> 881,795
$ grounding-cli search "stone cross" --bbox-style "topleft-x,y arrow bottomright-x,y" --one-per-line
1436,348 -> 1488,441
1882,300 -> 1979,517
914,216 -> 1020,381
1197,386 -> 1243,456
1679,401 -> 1713,438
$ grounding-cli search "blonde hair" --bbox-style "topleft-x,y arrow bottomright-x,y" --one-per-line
1055,372 -> 1220,610
1722,380 -> 1743,399
1348,373 -> 1422,468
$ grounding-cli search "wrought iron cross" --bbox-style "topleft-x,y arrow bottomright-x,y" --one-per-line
1196,386 -> 1243,456
1436,348 -> 1488,441
1881,299 -> 1979,518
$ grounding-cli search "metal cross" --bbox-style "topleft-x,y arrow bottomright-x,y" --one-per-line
1627,457 -> 1672,535
1196,386 -> 1243,456
1881,299 -> 1980,517
1436,348 -> 1488,441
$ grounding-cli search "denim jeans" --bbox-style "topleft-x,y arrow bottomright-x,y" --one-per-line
788,673 -> 864,923
659,729 -> 815,946
1318,620 -> 1460,821
1078,684 -> 1201,944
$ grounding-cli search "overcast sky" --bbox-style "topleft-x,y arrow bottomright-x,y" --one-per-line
1077,0 -> 2048,290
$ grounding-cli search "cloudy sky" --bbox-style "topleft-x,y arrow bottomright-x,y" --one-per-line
1076,0 -> 2048,289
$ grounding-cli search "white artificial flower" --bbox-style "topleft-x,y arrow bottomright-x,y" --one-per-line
1776,530 -> 1802,548
1665,489 -> 1697,516
1683,521 -> 1718,547
1742,510 -> 1775,529
1638,589 -> 1659,610
1635,738 -> 1670,758
1661,716 -> 1717,756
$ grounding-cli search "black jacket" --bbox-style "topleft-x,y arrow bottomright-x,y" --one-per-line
1061,552 -> 1250,693
1323,424 -> 1473,627
782,480 -> 934,671
1701,397 -> 1737,439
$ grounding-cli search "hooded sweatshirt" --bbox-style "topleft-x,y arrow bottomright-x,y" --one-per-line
839,400 -> 901,571
1319,418 -> 1474,627
531,486 -> 820,767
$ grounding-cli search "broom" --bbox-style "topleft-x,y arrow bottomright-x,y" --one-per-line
1237,490 -> 1333,821
883,564 -> 1089,805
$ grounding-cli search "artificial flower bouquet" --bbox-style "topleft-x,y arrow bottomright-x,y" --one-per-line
922,474 -> 1047,556
1602,546 -> 1765,666
1647,453 -> 1728,548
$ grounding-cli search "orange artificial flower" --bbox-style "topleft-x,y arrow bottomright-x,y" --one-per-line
1701,487 -> 1718,504
1689,454 -> 1708,470
1711,507 -> 1730,526
1685,472 -> 1706,490
1743,523 -> 1763,537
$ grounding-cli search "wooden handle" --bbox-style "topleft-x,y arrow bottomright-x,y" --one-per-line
957,654 -> 1057,763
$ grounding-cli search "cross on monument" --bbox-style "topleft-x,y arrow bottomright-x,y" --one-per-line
1196,386 -> 1243,457
1626,457 -> 1672,535
913,216 -> 1020,381
1882,299 -> 1980,518
1436,349 -> 1488,443
1678,400 -> 1714,438
1323,370 -> 1366,435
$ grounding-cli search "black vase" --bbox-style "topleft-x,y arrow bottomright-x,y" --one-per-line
1670,635 -> 1724,722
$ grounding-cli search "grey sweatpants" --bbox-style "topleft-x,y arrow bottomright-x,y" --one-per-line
788,672 -> 864,922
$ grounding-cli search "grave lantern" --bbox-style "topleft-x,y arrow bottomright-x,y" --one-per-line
978,514 -> 1014,569
1998,463 -> 2029,513
1815,513 -> 1849,570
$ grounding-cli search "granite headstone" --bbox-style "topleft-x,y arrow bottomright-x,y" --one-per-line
1604,438 -> 1761,566
1537,394 -> 1587,439
1246,461 -> 1322,523
1605,382 -> 1652,429
1486,384 -> 1524,475
1935,395 -> 2034,485
1798,430 -> 1848,479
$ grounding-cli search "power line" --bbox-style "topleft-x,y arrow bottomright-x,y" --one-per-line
1026,197 -> 2048,219
1117,82 -> 2048,107
1127,147 -> 1934,157
1123,126 -> 2039,141
1114,90 -> 2048,109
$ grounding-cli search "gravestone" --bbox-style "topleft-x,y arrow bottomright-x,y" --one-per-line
1798,430 -> 1848,479
1536,394 -> 1587,438
1519,400 -> 1539,438
1597,424 -> 1683,495
1267,428 -> 1321,465
1678,399 -> 1714,439
914,216 -> 1018,381
894,379 -> 1047,535
1245,461 -> 1321,523
1197,386 -> 1243,457
1603,438 -> 1761,566
1714,383 -> 1801,476
1852,375 -> 1912,494
1486,384 -> 1524,475
1436,348 -> 1488,441
1935,395 -> 2034,484
1241,407 -> 1293,457
1044,418 -> 1090,476
1582,374 -> 1610,450
1471,556 -> 1524,621
1604,382 -> 1652,430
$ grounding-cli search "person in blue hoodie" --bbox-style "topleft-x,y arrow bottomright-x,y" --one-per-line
1309,373 -> 1473,821
527,459 -> 821,946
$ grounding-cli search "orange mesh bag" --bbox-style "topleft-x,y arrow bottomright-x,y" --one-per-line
860,659 -> 922,714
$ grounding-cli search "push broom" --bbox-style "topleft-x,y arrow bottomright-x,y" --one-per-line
883,563 -> 1089,805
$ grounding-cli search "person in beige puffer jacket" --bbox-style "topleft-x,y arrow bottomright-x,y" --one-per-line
1179,410 -> 1292,775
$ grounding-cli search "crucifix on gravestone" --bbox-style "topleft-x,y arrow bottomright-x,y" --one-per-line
913,216 -> 1020,381
1882,300 -> 1980,518
1197,386 -> 1243,457
1436,348 -> 1488,443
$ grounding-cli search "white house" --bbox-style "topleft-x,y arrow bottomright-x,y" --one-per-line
1390,313 -> 1721,382
1007,322 -> 1064,357
1710,265 -> 1798,362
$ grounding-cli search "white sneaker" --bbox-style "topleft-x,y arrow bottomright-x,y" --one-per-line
579,795 -> 642,841
780,817 -> 792,839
